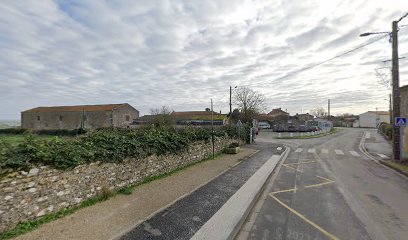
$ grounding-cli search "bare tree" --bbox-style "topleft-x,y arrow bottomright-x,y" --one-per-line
150,106 -> 174,127
310,107 -> 327,118
233,87 -> 266,123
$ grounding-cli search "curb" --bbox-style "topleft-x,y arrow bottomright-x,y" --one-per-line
359,132 -> 408,179
191,146 -> 290,240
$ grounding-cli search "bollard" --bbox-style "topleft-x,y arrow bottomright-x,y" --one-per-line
278,132 -> 282,138
290,132 -> 293,137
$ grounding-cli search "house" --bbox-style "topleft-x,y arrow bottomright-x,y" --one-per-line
354,111 -> 390,128
294,113 -> 314,122
267,108 -> 289,117
171,111 -> 226,126
21,103 -> 139,130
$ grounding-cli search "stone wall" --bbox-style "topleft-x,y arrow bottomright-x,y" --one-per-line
0,138 -> 235,233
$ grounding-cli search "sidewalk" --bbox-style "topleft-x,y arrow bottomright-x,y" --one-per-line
362,129 -> 392,160
13,144 -> 284,240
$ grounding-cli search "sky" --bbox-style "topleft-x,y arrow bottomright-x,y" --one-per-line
1,0 -> 408,120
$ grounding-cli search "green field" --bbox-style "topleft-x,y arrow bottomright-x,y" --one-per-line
0,134 -> 57,146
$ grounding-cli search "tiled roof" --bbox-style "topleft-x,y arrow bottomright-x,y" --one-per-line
171,111 -> 221,116
267,108 -> 289,116
22,103 -> 131,113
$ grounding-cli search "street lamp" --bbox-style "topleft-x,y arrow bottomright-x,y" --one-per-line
360,23 -> 401,161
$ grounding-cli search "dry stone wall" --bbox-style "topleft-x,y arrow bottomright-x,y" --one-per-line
0,138 -> 235,233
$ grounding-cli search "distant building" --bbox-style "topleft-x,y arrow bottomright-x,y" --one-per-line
21,103 -> 139,130
267,108 -> 289,117
171,111 -> 226,126
354,111 -> 390,128
294,113 -> 314,122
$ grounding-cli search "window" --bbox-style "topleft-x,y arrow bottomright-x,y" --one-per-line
125,115 -> 130,121
37,116 -> 40,121
59,115 -> 63,121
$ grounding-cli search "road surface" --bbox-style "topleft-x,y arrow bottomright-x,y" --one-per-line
238,128 -> 408,240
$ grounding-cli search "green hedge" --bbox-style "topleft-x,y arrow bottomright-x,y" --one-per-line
0,126 -> 247,171
378,122 -> 392,139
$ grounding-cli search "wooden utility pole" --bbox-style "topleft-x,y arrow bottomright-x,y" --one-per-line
391,20 -> 401,161
229,86 -> 232,115
211,99 -> 215,159
328,99 -> 330,118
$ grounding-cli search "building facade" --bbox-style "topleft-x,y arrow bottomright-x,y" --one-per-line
21,103 -> 139,130
355,111 -> 390,128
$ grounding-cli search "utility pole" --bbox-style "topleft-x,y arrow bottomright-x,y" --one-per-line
211,99 -> 215,159
391,20 -> 401,161
389,93 -> 392,125
328,99 -> 330,119
229,86 -> 232,115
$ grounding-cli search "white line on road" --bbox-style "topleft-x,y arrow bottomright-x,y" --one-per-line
365,132 -> 371,139
349,151 -> 360,157
334,149 -> 344,155
376,153 -> 389,159
321,149 -> 329,154
295,148 -> 303,153
308,148 -> 316,153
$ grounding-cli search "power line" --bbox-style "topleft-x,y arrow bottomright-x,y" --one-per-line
273,34 -> 389,81
397,12 -> 408,23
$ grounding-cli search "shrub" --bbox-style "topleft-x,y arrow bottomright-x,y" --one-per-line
0,126 -> 241,171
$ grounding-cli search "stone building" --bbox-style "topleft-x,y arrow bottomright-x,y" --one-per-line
21,103 -> 139,130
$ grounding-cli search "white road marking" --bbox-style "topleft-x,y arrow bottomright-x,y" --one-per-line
349,151 -> 360,157
321,149 -> 329,154
295,148 -> 303,153
365,132 -> 371,139
376,153 -> 389,159
308,148 -> 316,153
334,149 -> 344,155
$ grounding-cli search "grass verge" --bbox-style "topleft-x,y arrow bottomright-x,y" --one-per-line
382,160 -> 408,175
0,150 -> 225,240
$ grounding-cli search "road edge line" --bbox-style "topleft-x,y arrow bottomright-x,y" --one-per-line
190,146 -> 290,240
359,131 -> 408,179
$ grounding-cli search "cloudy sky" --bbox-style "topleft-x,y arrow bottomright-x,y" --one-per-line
1,0 -> 408,120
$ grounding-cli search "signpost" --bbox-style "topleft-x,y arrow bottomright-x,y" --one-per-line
395,117 -> 407,161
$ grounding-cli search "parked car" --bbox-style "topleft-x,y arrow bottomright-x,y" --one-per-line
297,125 -> 308,132
274,126 -> 285,132
287,125 -> 297,132
258,122 -> 271,129
309,126 -> 321,132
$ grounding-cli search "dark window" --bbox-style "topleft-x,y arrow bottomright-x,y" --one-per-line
37,116 -> 40,121
126,115 -> 130,121
59,115 -> 63,121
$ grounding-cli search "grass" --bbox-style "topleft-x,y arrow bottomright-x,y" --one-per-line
384,160 -> 408,174
0,134 -> 58,146
278,128 -> 340,139
0,149 -> 226,239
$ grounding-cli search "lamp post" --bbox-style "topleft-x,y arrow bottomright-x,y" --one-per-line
360,22 -> 401,161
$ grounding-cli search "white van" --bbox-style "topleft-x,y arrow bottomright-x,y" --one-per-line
258,122 -> 271,129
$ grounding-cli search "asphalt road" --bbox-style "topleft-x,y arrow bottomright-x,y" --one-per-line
120,142 -> 285,240
238,128 -> 408,240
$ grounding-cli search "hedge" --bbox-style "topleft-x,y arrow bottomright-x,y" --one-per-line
0,126 -> 248,171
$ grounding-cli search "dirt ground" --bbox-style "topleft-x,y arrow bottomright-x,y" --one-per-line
14,147 -> 257,240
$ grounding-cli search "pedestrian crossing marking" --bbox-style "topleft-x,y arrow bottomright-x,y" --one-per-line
334,149 -> 344,155
295,148 -> 303,153
349,151 -> 360,157
376,153 -> 389,159
321,149 -> 329,154
308,148 -> 316,153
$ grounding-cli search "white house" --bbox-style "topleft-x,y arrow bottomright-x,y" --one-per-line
355,111 -> 390,128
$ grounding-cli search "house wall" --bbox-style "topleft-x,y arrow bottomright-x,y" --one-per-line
21,110 -> 128,130
112,105 -> 139,128
358,112 -> 378,128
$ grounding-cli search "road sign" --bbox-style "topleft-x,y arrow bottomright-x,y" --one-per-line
395,117 -> 407,126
